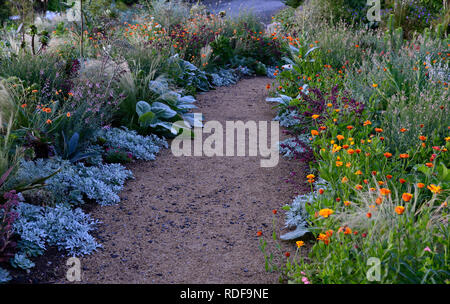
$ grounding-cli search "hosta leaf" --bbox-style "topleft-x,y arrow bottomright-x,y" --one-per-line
136,100 -> 152,117
151,102 -> 177,119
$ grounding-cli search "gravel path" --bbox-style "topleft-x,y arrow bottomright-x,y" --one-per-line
77,77 -> 309,283
202,0 -> 286,24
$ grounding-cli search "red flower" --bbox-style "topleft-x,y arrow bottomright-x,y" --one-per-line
285,252 -> 290,258
257,231 -> 262,237
272,209 -> 277,215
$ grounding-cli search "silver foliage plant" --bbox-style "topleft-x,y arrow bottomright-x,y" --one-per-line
14,203 -> 100,256
97,127 -> 168,161
0,267 -> 11,283
14,158 -> 133,206
281,178 -> 329,240
278,135 -> 310,159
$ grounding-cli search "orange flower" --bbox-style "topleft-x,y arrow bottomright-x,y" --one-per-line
375,197 -> 383,205
355,184 -> 363,190
311,114 -> 320,120
21,103 -> 27,108
417,183 -> 425,189
307,174 -> 315,180
419,135 -> 427,141
347,125 -> 354,130
317,233 -> 329,245
386,174 -> 392,180
372,83 -> 378,88
402,193 -> 413,202
31,89 -> 38,93
296,241 -> 305,248
355,170 -> 362,175
344,200 -> 351,206
400,128 -> 407,132
46,119 -> 52,124
311,130 -> 319,136
363,120 -> 372,126
375,128 -> 383,133
66,112 -> 71,118
425,162 -> 433,168
336,161 -> 343,167
341,176 -> 349,183
366,212 -> 372,218
395,206 -> 405,215
318,208 -> 334,218
384,152 -> 392,158
380,188 -> 391,196
399,153 -> 409,159
319,189 -> 324,194
399,178 -> 406,184
337,135 -> 344,141
257,231 -> 262,237
266,84 -> 271,89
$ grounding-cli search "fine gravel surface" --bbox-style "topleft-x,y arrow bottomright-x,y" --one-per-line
74,77 -> 310,284
202,0 -> 286,24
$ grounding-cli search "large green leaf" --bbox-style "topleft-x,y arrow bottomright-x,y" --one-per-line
136,100 -> 152,117
138,111 -> 156,127
151,102 -> 177,119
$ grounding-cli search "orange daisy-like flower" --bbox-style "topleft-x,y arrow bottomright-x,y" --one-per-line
21,104 -> 27,108
417,183 -> 425,189
344,200 -> 351,206
375,128 -> 383,133
425,162 -> 433,168
380,188 -> 391,196
347,125 -> 354,130
386,175 -> 392,180
337,135 -> 345,141
400,128 -> 407,133
355,184 -> 363,190
399,153 -> 409,159
296,241 -> 305,248
257,231 -> 262,237
363,120 -> 372,126
402,193 -> 413,202
355,170 -> 362,175
395,206 -> 405,215
66,112 -> 71,118
384,152 -> 392,158
311,114 -> 320,120
399,178 -> 406,184
336,161 -> 343,167
366,212 -> 372,218
266,84 -> 271,89
419,135 -> 427,141
341,176 -> 349,183
311,130 -> 319,136
317,233 -> 329,245
318,208 -> 334,218
46,119 -> 52,124
375,197 -> 383,205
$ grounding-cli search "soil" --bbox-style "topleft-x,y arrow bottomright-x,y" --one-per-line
41,76 -> 309,284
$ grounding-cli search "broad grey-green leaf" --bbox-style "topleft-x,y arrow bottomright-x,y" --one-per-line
151,102 -> 177,119
280,226 -> 309,240
136,100 -> 152,117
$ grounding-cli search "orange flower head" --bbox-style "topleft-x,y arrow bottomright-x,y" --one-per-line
402,193 -> 413,202
417,183 -> 425,189
399,153 -> 409,159
311,130 -> 319,136
318,208 -> 334,218
380,188 -> 391,196
395,206 -> 405,215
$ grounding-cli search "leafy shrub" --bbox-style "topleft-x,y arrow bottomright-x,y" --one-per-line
13,157 -> 133,206
0,266 -> 11,283
14,202 -> 100,256
97,127 -> 167,161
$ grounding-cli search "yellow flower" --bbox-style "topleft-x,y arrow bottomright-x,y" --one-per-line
336,161 -> 343,167
327,103 -> 333,107
427,184 -> 442,194
306,174 -> 315,180
311,114 -> 320,120
372,83 -> 378,88
296,241 -> 305,248
355,170 -> 362,175
319,208 -> 334,218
